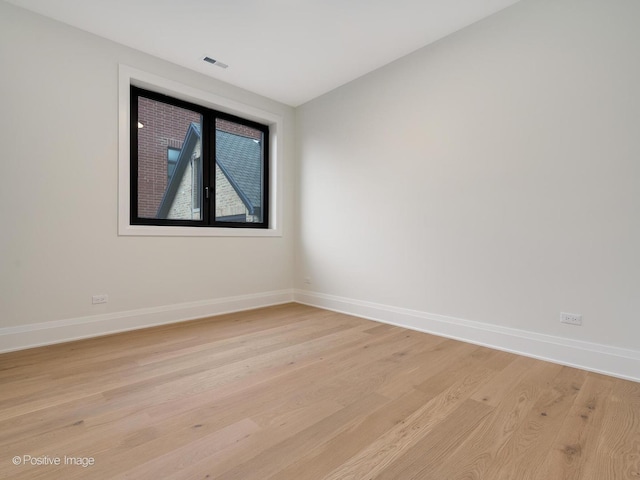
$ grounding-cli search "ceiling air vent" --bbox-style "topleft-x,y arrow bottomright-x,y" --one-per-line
203,56 -> 228,69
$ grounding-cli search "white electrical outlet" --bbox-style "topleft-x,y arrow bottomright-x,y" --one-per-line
92,294 -> 108,305
560,312 -> 582,326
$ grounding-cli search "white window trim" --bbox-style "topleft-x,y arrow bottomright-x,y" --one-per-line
118,64 -> 283,237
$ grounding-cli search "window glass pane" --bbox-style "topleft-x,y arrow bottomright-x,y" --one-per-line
137,96 -> 203,220
167,147 -> 180,182
215,118 -> 264,223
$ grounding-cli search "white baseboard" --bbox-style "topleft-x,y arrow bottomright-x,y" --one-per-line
0,290 -> 294,354
4,288 -> 638,384
294,290 -> 640,383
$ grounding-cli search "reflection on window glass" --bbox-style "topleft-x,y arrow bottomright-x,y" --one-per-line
215,118 -> 264,224
167,147 -> 180,182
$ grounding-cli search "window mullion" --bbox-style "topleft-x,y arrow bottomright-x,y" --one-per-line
207,113 -> 217,226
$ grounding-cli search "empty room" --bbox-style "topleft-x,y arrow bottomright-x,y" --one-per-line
1,0 -> 639,478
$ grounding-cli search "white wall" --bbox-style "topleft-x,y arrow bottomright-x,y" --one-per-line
0,2 -> 295,346
296,0 -> 640,370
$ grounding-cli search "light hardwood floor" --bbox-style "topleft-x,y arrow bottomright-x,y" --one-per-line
1,303 -> 638,479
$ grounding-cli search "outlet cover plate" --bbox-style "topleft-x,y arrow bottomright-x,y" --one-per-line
92,294 -> 108,305
560,312 -> 582,326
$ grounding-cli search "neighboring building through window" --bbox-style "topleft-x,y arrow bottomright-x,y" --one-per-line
130,86 -> 269,228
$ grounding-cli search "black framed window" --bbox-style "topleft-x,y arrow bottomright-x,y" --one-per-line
130,86 -> 269,228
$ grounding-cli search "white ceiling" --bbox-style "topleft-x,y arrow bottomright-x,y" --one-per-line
6,0 -> 521,106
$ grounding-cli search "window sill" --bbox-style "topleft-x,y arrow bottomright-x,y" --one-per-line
119,224 -> 281,237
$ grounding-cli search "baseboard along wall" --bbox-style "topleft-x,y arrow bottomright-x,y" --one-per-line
2,288 -> 638,383
0,290 -> 294,354
294,290 -> 640,383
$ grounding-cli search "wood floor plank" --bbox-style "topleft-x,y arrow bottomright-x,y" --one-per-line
481,365 -> 588,480
430,360 -> 565,480
374,339 -> 477,398
582,379 -> 640,480
215,393 -> 389,480
533,373 -> 614,480
0,303 -> 637,480
160,399 -> 344,480
470,355 -> 548,407
111,418 -> 261,480
374,399 -> 494,480
271,388 -> 442,480
0,317 -> 356,411
321,362 -> 500,480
